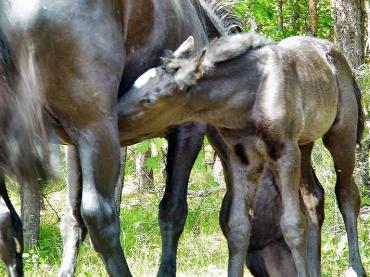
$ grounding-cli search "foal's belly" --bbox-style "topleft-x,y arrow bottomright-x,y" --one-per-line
298,94 -> 338,145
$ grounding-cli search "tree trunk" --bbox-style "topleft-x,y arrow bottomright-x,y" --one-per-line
365,0 -> 370,55
135,148 -> 154,192
291,0 -> 301,33
308,0 -> 318,36
114,148 -> 127,214
277,0 -> 284,32
334,0 -> 365,69
20,183 -> 41,248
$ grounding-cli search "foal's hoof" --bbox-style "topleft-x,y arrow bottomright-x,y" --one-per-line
345,266 -> 367,277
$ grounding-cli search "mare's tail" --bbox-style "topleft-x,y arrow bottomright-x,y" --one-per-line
0,26 -> 53,185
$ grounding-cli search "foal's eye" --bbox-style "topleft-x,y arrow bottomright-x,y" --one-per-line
140,98 -> 156,107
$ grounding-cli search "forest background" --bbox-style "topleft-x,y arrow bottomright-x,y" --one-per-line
1,0 -> 369,276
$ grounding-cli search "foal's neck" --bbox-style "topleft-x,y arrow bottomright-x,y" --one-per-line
185,55 -> 261,128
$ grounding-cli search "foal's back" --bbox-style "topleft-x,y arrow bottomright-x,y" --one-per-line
254,36 -> 340,144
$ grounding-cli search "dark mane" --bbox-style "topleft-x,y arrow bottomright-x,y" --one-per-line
190,0 -> 227,37
203,0 -> 243,33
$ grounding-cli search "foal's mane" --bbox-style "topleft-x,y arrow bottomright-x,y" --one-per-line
163,32 -> 273,75
201,32 -> 273,67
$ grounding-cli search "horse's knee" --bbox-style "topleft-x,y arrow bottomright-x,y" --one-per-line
80,192 -> 115,228
335,180 -> 361,212
227,220 -> 251,252
281,212 -> 307,248
158,198 -> 188,232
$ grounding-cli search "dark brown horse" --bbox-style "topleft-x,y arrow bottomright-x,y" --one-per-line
0,1 -> 228,276
117,33 -> 366,276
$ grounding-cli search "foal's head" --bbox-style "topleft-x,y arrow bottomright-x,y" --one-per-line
117,33 -> 272,133
117,36 -> 208,131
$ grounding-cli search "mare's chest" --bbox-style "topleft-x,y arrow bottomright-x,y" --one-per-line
120,0 -> 209,94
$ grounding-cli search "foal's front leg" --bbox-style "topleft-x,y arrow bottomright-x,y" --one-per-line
224,146 -> 263,277
158,123 -> 205,277
273,139 -> 309,277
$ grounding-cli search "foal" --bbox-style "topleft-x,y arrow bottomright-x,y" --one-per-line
117,33 -> 366,276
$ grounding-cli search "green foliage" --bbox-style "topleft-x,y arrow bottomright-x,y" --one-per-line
231,0 -> 333,40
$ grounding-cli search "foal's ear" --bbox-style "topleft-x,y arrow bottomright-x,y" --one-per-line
174,36 -> 195,58
194,48 -> 206,80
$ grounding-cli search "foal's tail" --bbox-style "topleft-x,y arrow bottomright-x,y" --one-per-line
353,78 -> 365,146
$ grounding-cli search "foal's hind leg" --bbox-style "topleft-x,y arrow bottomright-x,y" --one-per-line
273,139 -> 309,277
158,123 -> 205,277
323,130 -> 366,276
299,143 -> 324,277
59,146 -> 87,277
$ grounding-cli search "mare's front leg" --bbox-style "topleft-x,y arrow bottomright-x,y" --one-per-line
59,146 -> 87,277
158,123 -> 206,277
73,118 -> 131,276
299,143 -> 324,277
0,177 -> 23,277
272,139 -> 309,277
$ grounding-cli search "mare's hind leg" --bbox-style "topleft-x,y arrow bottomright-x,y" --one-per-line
0,177 -> 23,277
299,143 -> 324,277
74,119 -> 131,276
59,146 -> 87,277
158,123 -> 205,277
323,129 -> 366,276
